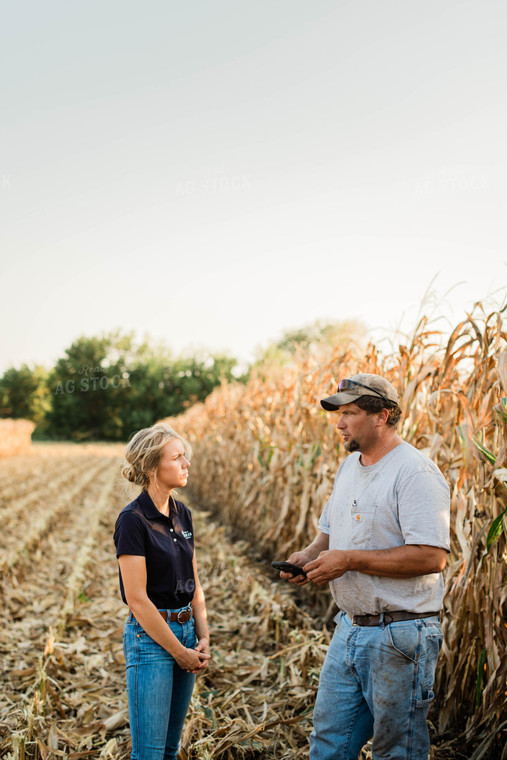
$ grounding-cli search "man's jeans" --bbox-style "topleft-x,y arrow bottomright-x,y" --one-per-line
123,609 -> 196,760
309,611 -> 443,760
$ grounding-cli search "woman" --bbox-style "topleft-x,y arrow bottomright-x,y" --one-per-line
114,423 -> 210,760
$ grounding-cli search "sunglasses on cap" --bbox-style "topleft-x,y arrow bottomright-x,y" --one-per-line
337,378 -> 393,405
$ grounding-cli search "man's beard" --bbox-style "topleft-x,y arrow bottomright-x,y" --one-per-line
345,439 -> 360,452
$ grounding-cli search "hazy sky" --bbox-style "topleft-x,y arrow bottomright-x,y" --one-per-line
1,0 -> 506,372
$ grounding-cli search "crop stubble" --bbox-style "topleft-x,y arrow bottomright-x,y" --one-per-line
0,445 -> 342,760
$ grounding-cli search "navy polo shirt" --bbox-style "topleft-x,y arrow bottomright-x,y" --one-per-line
114,490 -> 195,609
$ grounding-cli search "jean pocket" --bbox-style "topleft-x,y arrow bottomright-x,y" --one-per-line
415,690 -> 435,709
421,631 -> 443,692
188,620 -> 197,649
123,620 -> 138,649
170,617 -> 196,648
386,622 -> 422,663
131,621 -> 149,638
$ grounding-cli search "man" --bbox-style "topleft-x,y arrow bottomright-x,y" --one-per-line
281,373 -> 450,760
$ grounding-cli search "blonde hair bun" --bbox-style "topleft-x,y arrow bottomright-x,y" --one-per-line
121,464 -> 149,487
121,423 -> 191,491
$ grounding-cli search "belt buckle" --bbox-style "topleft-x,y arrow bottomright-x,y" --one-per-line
177,608 -> 189,623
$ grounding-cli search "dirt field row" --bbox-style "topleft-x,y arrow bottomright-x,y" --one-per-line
0,446 -> 332,760
1,445 -> 461,760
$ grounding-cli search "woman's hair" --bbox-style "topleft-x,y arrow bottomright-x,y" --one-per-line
121,422 -> 192,490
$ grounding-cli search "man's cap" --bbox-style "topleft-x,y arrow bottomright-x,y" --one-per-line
320,373 -> 400,411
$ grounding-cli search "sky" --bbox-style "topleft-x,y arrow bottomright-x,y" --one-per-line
1,0 -> 506,373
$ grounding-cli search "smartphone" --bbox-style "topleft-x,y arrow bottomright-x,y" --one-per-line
272,560 -> 307,577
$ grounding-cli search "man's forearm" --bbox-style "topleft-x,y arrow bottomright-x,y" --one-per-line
305,544 -> 447,584
346,545 -> 447,577
301,532 -> 330,561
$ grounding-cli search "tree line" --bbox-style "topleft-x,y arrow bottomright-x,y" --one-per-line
0,331 -> 244,441
0,321 -> 363,442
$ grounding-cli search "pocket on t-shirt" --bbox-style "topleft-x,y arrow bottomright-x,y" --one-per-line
350,504 -> 378,546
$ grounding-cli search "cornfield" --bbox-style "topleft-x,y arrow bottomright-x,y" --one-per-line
1,305 -> 505,759
169,303 -> 507,758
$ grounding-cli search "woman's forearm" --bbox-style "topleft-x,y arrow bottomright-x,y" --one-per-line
191,554 -> 209,642
129,596 -> 188,657
192,583 -> 209,641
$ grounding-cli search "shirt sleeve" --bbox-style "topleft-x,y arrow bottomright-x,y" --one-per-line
318,479 -> 336,535
397,469 -> 451,551
114,510 -> 147,558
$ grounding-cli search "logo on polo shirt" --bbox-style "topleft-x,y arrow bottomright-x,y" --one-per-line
182,530 -> 192,539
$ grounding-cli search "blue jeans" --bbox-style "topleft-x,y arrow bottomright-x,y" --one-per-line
309,611 -> 443,760
123,607 -> 196,760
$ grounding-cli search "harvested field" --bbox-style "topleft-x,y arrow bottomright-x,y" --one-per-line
0,443 -> 493,759
0,444 -> 334,760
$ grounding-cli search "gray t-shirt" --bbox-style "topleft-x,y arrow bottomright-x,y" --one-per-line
318,441 -> 450,616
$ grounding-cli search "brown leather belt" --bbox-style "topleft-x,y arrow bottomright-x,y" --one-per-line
351,610 -> 439,626
159,608 -> 193,623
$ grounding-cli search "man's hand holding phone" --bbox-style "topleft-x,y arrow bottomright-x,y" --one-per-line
274,551 -> 312,585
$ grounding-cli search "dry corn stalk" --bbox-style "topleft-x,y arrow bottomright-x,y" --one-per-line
169,304 -> 507,755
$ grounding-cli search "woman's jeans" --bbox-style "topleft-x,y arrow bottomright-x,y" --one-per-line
309,611 -> 443,760
123,607 -> 196,760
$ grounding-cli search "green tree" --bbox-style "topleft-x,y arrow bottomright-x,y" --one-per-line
45,331 -> 244,441
0,364 -> 50,424
47,332 -> 134,440
253,319 -> 366,368
122,352 -> 243,439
